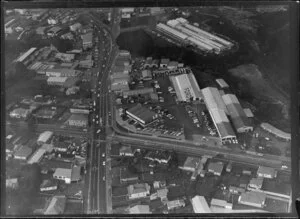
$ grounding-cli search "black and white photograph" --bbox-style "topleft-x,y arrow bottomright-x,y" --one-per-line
2,3 -> 299,217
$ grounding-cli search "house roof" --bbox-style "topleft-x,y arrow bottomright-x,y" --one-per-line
208,162 -> 224,174
243,108 -> 254,117
157,188 -> 168,197
71,165 -> 81,181
239,191 -> 266,205
216,78 -> 229,88
119,146 -> 133,154
53,168 -> 72,179
127,104 -> 156,124
14,145 -> 32,158
182,157 -> 200,170
68,113 -> 88,122
249,177 -> 264,188
127,183 -> 150,195
44,195 -> 66,215
40,179 -> 58,189
257,166 -> 276,177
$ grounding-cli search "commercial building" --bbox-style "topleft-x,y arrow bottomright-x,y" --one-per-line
37,131 -> 54,145
202,87 -> 236,144
44,195 -> 66,215
160,58 -> 170,68
81,32 -> 93,50
191,195 -> 212,213
45,69 -> 80,77
47,26 -> 62,37
126,104 -> 157,127
248,177 -> 264,190
216,78 -> 229,89
119,146 -> 134,156
129,205 -> 151,214
14,145 -> 33,160
9,108 -> 30,119
127,183 -> 151,199
79,59 -> 93,69
207,162 -> 224,176
123,88 -> 154,97
53,168 -> 72,184
257,166 -> 277,179
167,199 -> 186,210
111,81 -> 130,93
27,148 -> 47,164
156,23 -> 189,41
47,77 -> 78,88
68,114 -> 88,127
169,73 -> 202,102
238,191 -> 266,208
210,198 -> 233,209
260,123 -> 291,141
222,94 -> 253,133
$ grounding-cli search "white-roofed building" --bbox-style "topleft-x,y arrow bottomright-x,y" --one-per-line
156,23 -> 189,41
192,195 -> 212,213
9,108 -> 30,119
45,68 -> 80,77
167,19 -> 180,28
37,131 -> 54,145
70,22 -> 82,32
129,205 -> 151,214
47,76 -> 68,86
260,123 -> 291,141
222,94 -> 253,133
44,195 -> 66,215
248,177 -> 264,190
169,73 -> 202,102
127,183 -> 151,199
216,78 -> 229,89
53,168 -> 72,184
166,199 -> 185,210
14,47 -> 37,64
243,108 -> 254,118
210,198 -> 233,209
238,191 -> 266,208
201,87 -> 236,144
27,148 -> 46,164
257,166 -> 277,179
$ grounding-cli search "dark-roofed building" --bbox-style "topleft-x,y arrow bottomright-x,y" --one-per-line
257,166 -> 277,179
122,87 -> 154,97
126,104 -> 158,126
207,162 -> 224,176
14,145 -> 33,160
40,179 -> 58,192
222,94 -> 253,133
120,167 -> 139,183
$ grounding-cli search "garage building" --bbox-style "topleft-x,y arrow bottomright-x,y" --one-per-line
126,104 -> 157,127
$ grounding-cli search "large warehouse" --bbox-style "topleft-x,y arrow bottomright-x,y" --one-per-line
222,94 -> 253,133
169,73 -> 202,102
201,87 -> 236,144
126,104 -> 157,127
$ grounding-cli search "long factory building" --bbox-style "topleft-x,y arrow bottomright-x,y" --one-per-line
156,18 -> 233,54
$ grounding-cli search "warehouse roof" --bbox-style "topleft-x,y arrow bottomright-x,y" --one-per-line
249,177 -> 264,189
216,78 -> 229,88
210,109 -> 236,138
127,104 -> 156,124
127,183 -> 150,195
201,87 -> 228,113
129,205 -> 151,214
27,148 -> 46,164
15,48 -> 37,63
157,23 -> 189,40
222,94 -> 252,131
260,123 -> 291,140
243,108 -> 254,118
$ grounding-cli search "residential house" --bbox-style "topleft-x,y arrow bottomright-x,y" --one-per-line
257,166 -> 277,179
127,183 -> 151,199
238,191 -> 266,208
167,199 -> 185,210
40,179 -> 58,192
207,162 -> 224,176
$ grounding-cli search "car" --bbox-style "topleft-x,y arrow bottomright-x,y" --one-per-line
103,176 -> 105,181
97,129 -> 101,134
281,165 -> 288,170
96,121 -> 99,124
102,161 -> 106,166
97,94 -> 100,97
102,153 -> 105,157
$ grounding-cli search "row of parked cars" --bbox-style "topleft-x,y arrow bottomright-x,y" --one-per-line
185,105 -> 201,128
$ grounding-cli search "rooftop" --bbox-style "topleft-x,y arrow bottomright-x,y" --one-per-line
207,162 -> 224,174
14,145 -> 32,158
239,191 -> 266,205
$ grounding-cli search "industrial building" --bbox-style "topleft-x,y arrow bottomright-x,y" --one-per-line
14,47 -> 37,64
54,53 -> 75,62
126,104 -> 157,127
14,145 -> 33,160
201,87 -> 236,144
191,195 -> 212,213
157,18 -> 233,54
45,68 -> 80,77
216,78 -> 229,89
222,94 -> 253,133
260,123 -> 291,141
27,148 -> 47,164
169,73 -> 202,102
129,205 -> 151,214
127,183 -> 151,199
238,191 -> 266,208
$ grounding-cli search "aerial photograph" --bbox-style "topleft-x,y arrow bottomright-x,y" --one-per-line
4,5 -> 294,216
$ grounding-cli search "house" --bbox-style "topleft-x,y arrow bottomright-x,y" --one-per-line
207,162 -> 224,176
166,199 -> 185,210
40,179 -> 58,192
157,188 -> 168,200
120,167 -> 139,183
248,178 -> 264,190
153,180 -> 166,189
238,191 -> 266,208
142,70 -> 152,80
27,148 -> 47,164
129,205 -> 151,214
44,195 -> 66,215
167,61 -> 178,70
71,165 -> 81,182
179,157 -> 200,172
127,183 -> 151,199
68,114 -> 88,127
191,195 -> 211,213
6,178 -> 19,189
119,146 -> 134,157
14,145 -> 33,160
53,168 -> 72,184
210,198 -> 233,209
257,166 -> 277,179
70,22 -> 82,32
81,32 -> 93,50
160,58 -> 170,68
